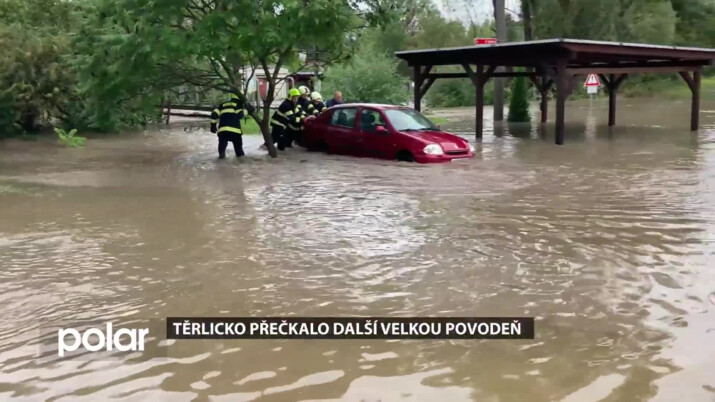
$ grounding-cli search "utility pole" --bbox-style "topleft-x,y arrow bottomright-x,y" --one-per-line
493,0 -> 507,122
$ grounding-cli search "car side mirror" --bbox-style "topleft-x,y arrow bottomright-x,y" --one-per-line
376,125 -> 388,133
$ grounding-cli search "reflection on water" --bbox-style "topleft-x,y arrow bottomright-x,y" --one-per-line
1,98 -> 715,401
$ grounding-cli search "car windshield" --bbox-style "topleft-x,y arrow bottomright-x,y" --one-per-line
384,109 -> 437,132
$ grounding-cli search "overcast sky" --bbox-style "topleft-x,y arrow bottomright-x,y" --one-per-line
433,0 -> 520,25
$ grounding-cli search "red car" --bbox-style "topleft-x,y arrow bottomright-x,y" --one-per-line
302,104 -> 475,163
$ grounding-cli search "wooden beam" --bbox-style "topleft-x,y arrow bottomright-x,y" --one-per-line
420,77 -> 436,98
484,65 -> 498,82
165,111 -> 211,118
568,65 -> 700,75
528,75 -> 541,89
614,74 -> 628,89
425,70 -> 531,80
598,74 -> 611,88
163,105 -> 215,112
462,64 -> 479,87
429,72 -> 468,79
679,71 -> 695,91
562,43 -> 715,61
570,59 -> 707,70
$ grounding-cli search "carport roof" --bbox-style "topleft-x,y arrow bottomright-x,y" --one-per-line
394,38 -> 715,68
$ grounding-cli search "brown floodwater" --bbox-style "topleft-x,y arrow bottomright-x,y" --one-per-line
1,98 -> 714,401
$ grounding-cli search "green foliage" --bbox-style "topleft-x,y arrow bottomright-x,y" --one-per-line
671,0 -> 715,47
0,183 -> 26,194
321,39 -> 409,105
531,0 -> 695,46
241,118 -> 261,135
73,0 -> 360,155
507,76 -> 531,123
54,127 -> 86,147
625,1 -> 678,44
0,0 -> 79,134
361,6 -> 496,108
426,79 -> 476,107
425,79 -> 497,108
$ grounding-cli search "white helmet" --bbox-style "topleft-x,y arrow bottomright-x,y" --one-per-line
311,92 -> 322,102
298,86 -> 310,96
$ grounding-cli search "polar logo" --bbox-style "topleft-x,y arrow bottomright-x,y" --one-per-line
57,323 -> 148,357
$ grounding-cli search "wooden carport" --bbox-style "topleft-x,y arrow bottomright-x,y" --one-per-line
394,39 -> 715,144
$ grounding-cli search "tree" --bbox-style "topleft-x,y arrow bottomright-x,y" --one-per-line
321,36 -> 409,104
0,0 -> 85,134
77,0 -> 360,157
624,0 -> 677,44
507,76 -> 531,123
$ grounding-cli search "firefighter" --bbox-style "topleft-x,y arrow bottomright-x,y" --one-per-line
210,91 -> 253,159
288,86 -> 311,147
309,92 -> 327,116
271,88 -> 301,151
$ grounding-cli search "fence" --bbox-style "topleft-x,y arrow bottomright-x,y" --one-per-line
160,103 -> 277,124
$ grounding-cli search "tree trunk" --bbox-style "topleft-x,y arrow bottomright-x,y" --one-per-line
255,106 -> 277,158
493,0 -> 507,122
522,0 -> 533,41
20,110 -> 36,132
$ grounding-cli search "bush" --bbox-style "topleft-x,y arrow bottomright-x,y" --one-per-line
321,43 -> 409,105
507,76 -> 531,123
425,78 -> 496,108
54,127 -> 86,147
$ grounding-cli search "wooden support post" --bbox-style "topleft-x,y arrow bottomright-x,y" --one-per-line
608,74 -> 617,127
680,69 -> 703,131
692,69 -> 701,131
476,65 -> 484,140
599,73 -> 627,127
165,101 -> 171,125
555,59 -> 568,145
463,64 -> 494,140
528,75 -> 549,123
541,76 -> 550,124
413,65 -> 423,112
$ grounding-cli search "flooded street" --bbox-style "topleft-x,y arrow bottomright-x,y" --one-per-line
1,98 -> 715,401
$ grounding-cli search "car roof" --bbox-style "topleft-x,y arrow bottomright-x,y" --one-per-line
330,103 -> 411,110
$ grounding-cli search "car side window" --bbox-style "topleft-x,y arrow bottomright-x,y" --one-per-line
358,109 -> 385,132
330,108 -> 357,128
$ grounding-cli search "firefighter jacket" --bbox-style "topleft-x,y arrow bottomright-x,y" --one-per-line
211,94 -> 253,135
271,99 -> 301,131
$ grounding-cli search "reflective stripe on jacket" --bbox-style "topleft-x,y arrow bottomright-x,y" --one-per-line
210,96 -> 246,135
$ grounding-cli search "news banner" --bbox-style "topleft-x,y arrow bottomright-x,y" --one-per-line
166,317 -> 535,340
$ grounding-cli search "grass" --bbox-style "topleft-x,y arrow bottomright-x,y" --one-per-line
241,118 -> 261,135
0,182 -> 27,194
622,76 -> 715,100
426,116 -> 448,126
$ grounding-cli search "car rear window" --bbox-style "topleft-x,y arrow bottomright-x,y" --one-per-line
330,108 -> 357,128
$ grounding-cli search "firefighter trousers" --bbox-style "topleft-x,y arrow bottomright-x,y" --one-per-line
218,132 -> 243,158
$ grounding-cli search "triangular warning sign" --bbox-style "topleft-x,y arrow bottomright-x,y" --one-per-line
584,74 -> 600,87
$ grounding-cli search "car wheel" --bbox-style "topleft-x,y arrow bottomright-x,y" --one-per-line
396,150 -> 414,162
316,141 -> 330,153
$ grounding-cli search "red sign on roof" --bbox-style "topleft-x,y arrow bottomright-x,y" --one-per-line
584,74 -> 601,87
474,38 -> 497,45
